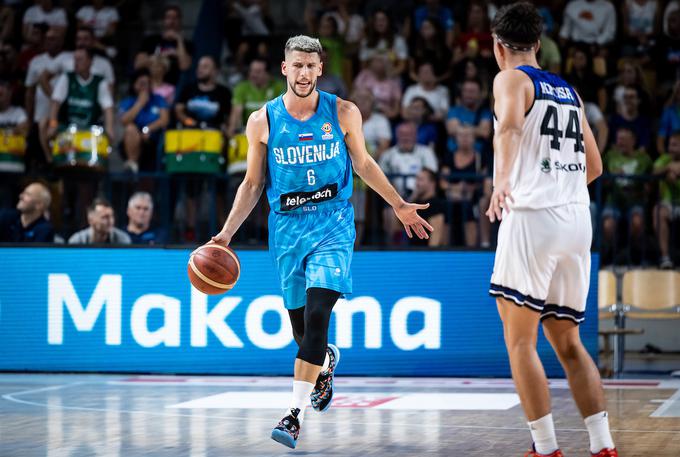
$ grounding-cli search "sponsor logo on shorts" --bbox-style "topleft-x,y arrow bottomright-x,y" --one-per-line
280,183 -> 338,211
541,158 -> 551,173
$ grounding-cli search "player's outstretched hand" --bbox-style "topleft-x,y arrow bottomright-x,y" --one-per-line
394,201 -> 434,239
486,184 -> 514,223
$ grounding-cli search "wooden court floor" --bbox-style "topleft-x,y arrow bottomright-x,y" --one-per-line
1,374 -> 679,456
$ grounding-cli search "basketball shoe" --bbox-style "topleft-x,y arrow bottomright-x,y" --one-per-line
311,343 -> 340,412
524,445 -> 564,457
270,408 -> 301,449
592,449 -> 618,457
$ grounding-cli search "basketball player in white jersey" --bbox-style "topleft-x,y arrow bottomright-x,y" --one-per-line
487,4 -> 617,457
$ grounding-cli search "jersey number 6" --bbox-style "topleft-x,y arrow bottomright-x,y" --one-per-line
307,169 -> 316,186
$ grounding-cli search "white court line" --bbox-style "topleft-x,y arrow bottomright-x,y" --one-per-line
651,388 -> 680,417
1,381 -> 679,435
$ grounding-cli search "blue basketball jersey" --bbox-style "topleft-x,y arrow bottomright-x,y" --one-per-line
265,90 -> 352,214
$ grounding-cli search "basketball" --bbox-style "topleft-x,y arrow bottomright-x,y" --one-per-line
187,243 -> 240,295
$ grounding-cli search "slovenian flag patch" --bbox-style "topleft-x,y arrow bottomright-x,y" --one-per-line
298,133 -> 313,141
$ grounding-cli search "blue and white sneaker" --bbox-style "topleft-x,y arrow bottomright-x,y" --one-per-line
311,344 -> 340,413
270,408 -> 301,449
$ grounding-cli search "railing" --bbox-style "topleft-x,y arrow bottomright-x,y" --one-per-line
2,170 -> 676,265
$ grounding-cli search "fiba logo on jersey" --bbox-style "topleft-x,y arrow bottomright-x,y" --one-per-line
321,122 -> 333,140
540,158 -> 551,173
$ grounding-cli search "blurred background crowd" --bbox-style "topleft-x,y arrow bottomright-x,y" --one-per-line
0,0 -> 678,269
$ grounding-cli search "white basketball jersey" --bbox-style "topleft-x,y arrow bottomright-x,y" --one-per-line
494,65 -> 590,210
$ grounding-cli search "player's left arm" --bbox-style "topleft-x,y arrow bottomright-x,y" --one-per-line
577,94 -> 603,185
485,69 -> 528,223
338,98 -> 433,240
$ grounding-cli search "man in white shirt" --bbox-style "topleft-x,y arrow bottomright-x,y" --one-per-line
379,121 -> 438,196
22,0 -> 67,40
53,26 -> 115,87
560,0 -> 617,46
353,88 -> 391,159
24,26 -> 63,163
401,61 -> 450,121
379,121 -> 438,244
76,1 -> 119,38
47,48 -> 114,142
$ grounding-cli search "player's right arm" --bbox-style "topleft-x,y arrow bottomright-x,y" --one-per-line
485,69 -> 529,222
211,107 -> 268,246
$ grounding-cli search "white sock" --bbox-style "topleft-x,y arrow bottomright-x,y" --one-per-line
321,352 -> 330,373
289,380 -> 314,423
528,413 -> 559,455
585,411 -> 615,454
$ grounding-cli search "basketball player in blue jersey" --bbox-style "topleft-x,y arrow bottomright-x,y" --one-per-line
487,4 -> 617,457
211,35 -> 433,448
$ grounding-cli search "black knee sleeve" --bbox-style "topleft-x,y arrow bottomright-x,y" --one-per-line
297,287 -> 340,365
288,306 -> 305,347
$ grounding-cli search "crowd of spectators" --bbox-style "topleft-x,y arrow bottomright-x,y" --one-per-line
0,0 -> 678,269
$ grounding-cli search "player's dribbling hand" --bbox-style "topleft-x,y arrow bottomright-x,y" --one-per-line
486,184 -> 514,223
210,230 -> 232,247
394,201 -> 434,239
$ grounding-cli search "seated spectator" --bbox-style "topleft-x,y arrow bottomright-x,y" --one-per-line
379,121 -> 438,197
316,50 -> 348,99
564,45 -> 606,111
657,82 -> 680,155
0,79 -> 29,137
0,182 -> 54,242
450,57 -> 490,100
601,127 -> 652,264
22,0 -> 67,41
304,0 -> 364,55
353,52 -> 402,120
227,58 -> 285,136
401,61 -> 449,122
401,96 -> 438,149
446,79 -> 492,156
17,21 -> 46,74
76,0 -> 119,58
653,8 -> 680,89
47,48 -> 114,141
24,26 -> 63,167
409,0 -> 454,48
119,68 -> 169,173
148,54 -> 175,105
653,132 -> 680,269
125,191 -> 166,244
559,0 -> 617,47
317,13 -> 344,79
620,0 -> 659,58
134,5 -> 193,85
538,28 -> 562,75
608,86 -> 651,151
175,55 -> 231,130
408,168 -> 446,247
608,59 -> 650,115
359,9 -> 408,76
69,197 -> 131,244
408,17 -> 452,83
454,1 -> 493,64
353,88 -> 391,159
440,126 -> 483,247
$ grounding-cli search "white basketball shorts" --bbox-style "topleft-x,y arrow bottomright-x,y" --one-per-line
489,203 -> 592,324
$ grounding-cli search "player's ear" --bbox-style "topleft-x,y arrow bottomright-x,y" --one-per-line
318,60 -> 323,76
281,60 -> 287,76
535,39 -> 541,55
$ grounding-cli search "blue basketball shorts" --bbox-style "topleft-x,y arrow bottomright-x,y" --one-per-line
268,202 -> 355,310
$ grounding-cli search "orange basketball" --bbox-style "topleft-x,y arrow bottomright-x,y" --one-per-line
187,243 -> 240,295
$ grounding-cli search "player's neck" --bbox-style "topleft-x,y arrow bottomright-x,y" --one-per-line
283,89 -> 320,119
502,55 -> 539,71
